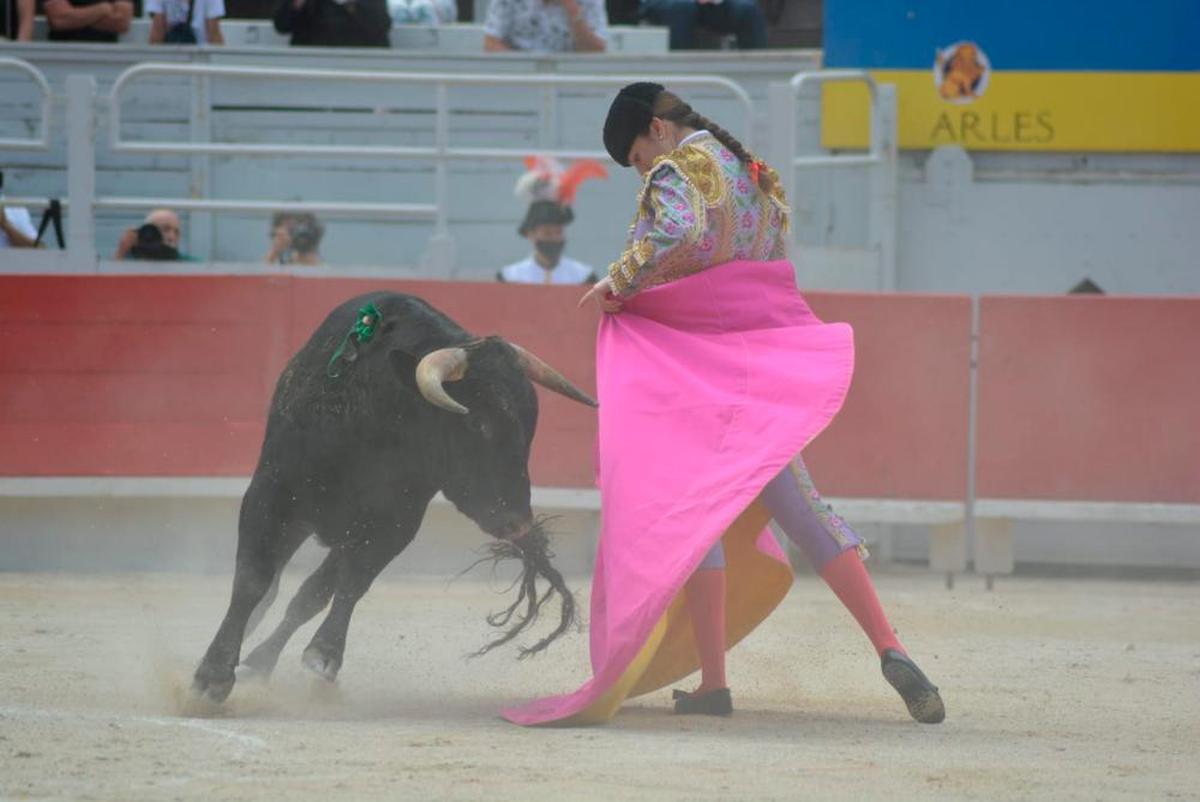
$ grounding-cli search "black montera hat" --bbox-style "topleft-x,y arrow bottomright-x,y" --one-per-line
603,82 -> 665,167
518,199 -> 574,236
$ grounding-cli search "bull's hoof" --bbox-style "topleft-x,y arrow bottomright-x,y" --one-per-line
190,666 -> 235,706
301,646 -> 341,683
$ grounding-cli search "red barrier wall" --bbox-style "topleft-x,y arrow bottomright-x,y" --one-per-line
0,276 -> 291,475
0,275 -> 602,485
976,295 -> 1200,503
0,276 -> 972,501
805,293 -> 972,501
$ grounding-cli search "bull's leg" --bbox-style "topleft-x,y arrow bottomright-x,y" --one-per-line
244,570 -> 282,641
192,481 -> 305,704
240,549 -> 341,678
300,529 -> 412,683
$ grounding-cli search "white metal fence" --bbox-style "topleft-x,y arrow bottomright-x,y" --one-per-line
767,70 -> 898,290
0,57 -> 51,152
1,57 -> 891,280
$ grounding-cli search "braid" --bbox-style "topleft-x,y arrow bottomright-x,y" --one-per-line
690,112 -> 751,163
654,92 -> 779,197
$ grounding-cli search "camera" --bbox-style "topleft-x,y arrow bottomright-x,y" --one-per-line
130,222 -> 180,261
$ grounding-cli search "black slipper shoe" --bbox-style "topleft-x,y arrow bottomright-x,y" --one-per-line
672,687 -> 733,717
881,649 -> 946,724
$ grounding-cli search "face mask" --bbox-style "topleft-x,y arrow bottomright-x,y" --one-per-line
535,240 -> 565,263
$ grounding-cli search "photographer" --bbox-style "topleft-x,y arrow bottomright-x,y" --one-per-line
273,0 -> 390,47
114,209 -> 195,261
265,212 -> 324,266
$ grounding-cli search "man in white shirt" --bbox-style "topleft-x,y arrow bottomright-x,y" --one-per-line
146,0 -> 225,44
0,205 -> 38,248
497,199 -> 597,285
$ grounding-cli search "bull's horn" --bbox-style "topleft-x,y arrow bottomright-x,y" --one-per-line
415,347 -> 471,415
509,343 -> 598,408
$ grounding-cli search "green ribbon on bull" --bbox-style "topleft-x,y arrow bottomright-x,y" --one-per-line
326,302 -> 383,378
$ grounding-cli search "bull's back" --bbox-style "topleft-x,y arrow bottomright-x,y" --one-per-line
257,291 -> 473,462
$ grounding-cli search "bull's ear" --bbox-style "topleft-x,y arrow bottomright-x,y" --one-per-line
387,348 -> 420,391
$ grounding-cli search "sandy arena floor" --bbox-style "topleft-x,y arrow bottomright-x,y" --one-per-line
0,568 -> 1197,801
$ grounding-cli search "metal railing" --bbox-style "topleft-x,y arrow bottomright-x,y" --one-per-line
7,61 -> 885,279
0,57 -> 52,151
102,62 -> 755,272
767,70 -> 898,290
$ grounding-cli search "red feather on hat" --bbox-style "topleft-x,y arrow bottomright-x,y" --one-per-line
515,156 -> 607,205
556,159 -> 608,205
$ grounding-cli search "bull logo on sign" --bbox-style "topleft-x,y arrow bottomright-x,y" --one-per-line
934,41 -> 991,103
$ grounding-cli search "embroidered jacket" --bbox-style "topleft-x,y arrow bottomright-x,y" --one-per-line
607,131 -> 789,297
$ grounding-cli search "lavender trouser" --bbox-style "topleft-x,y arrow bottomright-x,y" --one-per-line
697,455 -> 864,572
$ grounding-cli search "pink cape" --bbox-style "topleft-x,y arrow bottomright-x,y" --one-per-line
502,259 -> 855,726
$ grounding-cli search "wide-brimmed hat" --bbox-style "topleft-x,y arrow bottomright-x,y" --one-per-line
514,155 -> 608,236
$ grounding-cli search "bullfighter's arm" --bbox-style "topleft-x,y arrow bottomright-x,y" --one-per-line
607,162 -> 706,298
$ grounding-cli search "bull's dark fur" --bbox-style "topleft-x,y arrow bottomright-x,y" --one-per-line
191,292 -> 578,704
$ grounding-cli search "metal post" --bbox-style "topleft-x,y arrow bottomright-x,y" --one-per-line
766,81 -> 798,261
421,82 -> 455,277
966,294 -> 981,582
539,85 -> 558,150
870,84 -> 899,291
65,75 -> 97,272
189,72 -> 214,261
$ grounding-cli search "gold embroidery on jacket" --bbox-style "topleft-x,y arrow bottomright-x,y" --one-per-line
608,133 -> 792,295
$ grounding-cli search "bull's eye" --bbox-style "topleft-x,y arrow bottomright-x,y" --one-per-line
477,420 -> 494,440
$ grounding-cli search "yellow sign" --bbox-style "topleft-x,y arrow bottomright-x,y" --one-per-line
823,70 -> 1200,152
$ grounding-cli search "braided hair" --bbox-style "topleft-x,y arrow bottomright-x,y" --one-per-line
652,91 -> 781,198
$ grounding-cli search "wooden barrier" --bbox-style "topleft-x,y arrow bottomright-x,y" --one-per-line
0,276 -> 973,508
0,275 -> 290,475
804,292 -> 971,502
6,275 -> 1199,579
977,295 -> 1200,503
973,294 -> 1200,579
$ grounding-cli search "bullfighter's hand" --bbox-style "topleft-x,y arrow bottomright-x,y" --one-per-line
579,275 -> 623,313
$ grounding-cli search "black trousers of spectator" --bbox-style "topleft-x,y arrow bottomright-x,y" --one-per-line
640,0 -> 768,50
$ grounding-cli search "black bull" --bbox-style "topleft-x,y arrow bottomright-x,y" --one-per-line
191,292 -> 596,704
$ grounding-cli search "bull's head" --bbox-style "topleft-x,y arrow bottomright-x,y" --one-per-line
409,337 -> 595,541
407,337 -> 592,657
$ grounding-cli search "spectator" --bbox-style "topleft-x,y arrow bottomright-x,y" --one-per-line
273,0 -> 391,47
388,0 -> 454,24
43,0 -> 133,42
146,0 -> 226,44
114,208 -> 196,261
483,0 -> 607,53
640,0 -> 766,50
497,156 -> 606,285
1,0 -> 35,40
265,211 -> 324,266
